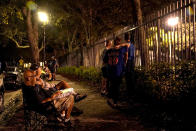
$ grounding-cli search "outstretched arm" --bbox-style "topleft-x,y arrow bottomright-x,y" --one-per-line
121,43 -> 130,48
115,43 -> 130,49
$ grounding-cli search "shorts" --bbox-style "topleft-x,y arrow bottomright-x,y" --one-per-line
50,68 -> 56,73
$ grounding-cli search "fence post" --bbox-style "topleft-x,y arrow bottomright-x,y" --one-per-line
193,0 -> 196,60
157,11 -> 161,63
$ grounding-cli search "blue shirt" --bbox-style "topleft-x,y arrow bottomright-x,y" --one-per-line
128,42 -> 135,60
103,46 -> 128,78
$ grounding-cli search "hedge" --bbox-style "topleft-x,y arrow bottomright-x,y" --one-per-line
57,66 -> 102,84
57,61 -> 196,103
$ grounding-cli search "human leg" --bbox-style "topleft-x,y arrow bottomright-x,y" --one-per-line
108,77 -> 121,104
126,60 -> 135,96
101,77 -> 107,95
112,77 -> 121,104
54,95 -> 74,122
107,78 -> 114,100
52,73 -> 56,80
55,80 -> 87,103
65,95 -> 74,120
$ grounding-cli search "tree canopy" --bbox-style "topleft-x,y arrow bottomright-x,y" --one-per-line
0,0 -> 175,60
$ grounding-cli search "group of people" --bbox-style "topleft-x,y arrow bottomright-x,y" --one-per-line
22,35 -> 134,125
101,34 -> 135,107
24,63 -> 87,125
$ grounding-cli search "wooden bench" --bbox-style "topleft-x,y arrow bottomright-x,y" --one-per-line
21,83 -> 63,131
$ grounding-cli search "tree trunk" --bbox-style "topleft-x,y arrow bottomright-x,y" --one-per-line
62,42 -> 66,55
25,6 -> 39,64
81,17 -> 90,46
133,0 -> 148,67
80,43 -> 84,66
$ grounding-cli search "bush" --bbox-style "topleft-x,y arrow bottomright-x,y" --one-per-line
134,61 -> 196,103
58,61 -> 196,104
57,66 -> 102,84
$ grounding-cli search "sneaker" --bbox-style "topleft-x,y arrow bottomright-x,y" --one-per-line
75,94 -> 87,103
56,114 -> 65,122
64,118 -> 70,123
64,120 -> 72,127
101,90 -> 108,96
101,90 -> 106,96
57,117 -> 63,122
107,99 -> 117,108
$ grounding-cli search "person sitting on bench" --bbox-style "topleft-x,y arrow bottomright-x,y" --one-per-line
24,64 -> 86,123
30,64 -> 87,103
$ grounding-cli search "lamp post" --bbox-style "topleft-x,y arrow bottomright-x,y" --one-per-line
167,17 -> 179,63
38,11 -> 48,62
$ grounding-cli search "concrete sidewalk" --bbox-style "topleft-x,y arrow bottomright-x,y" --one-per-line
51,75 -> 153,131
0,89 -> 22,126
0,74 -> 156,131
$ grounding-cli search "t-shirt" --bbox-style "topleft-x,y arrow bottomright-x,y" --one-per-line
128,42 -> 135,60
102,49 -> 107,61
103,46 -> 128,78
19,59 -> 24,66
48,59 -> 57,70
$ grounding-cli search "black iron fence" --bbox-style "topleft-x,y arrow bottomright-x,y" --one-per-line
141,0 -> 196,66
96,0 -> 196,67
62,0 -> 196,68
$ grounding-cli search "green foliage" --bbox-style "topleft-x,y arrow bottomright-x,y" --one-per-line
57,66 -> 102,84
0,0 -> 28,47
0,0 -> 134,54
58,62 -> 196,104
135,61 -> 196,103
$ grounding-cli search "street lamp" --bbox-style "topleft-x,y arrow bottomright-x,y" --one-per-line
167,17 -> 179,27
167,17 -> 179,64
38,11 -> 48,62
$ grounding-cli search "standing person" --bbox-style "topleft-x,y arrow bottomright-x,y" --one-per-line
125,33 -> 135,97
42,65 -> 52,81
101,40 -> 112,96
18,57 -> 24,71
103,37 -> 129,107
48,56 -> 58,81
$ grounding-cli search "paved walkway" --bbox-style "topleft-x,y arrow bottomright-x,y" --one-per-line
52,75 -> 155,131
2,75 -> 156,131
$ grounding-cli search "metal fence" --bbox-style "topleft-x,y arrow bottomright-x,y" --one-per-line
64,0 -> 196,68
98,0 -> 196,67
130,0 -> 196,66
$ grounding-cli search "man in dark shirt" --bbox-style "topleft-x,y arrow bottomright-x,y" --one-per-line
48,56 -> 58,81
125,33 -> 135,97
103,37 -> 129,107
101,40 -> 112,95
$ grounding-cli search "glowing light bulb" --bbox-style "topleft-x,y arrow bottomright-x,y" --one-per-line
168,17 -> 179,26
